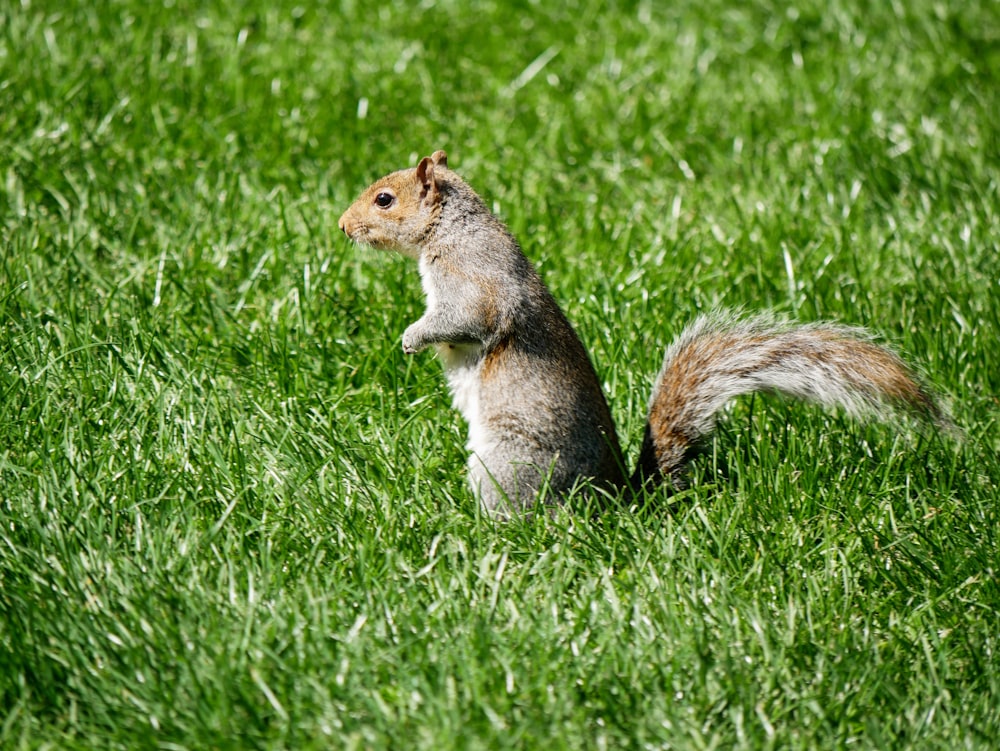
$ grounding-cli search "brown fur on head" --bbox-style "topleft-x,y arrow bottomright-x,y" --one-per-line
338,151 -> 449,258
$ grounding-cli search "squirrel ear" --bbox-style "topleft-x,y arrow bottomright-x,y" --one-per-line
415,155 -> 434,185
415,155 -> 441,202
431,150 -> 448,168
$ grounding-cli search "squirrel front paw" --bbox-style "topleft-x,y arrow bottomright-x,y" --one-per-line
402,325 -> 427,355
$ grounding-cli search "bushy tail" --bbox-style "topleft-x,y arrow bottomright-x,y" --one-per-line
629,311 -> 949,491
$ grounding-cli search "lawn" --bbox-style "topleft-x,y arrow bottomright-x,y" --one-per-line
1,0 -> 998,748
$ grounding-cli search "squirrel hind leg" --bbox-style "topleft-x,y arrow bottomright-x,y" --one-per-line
468,453 -> 547,517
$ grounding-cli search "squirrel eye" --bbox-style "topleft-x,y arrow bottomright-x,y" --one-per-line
374,192 -> 395,208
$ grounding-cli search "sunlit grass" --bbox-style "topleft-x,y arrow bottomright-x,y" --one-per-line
1,0 -> 998,748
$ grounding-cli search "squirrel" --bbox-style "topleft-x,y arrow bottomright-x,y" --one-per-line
338,150 -> 949,516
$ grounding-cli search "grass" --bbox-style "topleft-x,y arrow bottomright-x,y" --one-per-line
1,0 -> 999,748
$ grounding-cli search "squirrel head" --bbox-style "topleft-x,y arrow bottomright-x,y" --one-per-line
339,150 -> 449,259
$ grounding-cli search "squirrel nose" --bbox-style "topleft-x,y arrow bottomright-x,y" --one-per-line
337,214 -> 348,235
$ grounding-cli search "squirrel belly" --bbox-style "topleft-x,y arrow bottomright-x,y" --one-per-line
339,151 -> 949,516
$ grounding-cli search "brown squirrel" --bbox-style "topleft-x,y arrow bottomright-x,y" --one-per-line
339,150 -> 948,516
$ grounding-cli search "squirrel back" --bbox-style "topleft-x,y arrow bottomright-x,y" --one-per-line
340,151 -> 949,515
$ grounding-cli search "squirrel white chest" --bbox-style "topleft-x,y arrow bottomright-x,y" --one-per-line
436,342 -> 489,453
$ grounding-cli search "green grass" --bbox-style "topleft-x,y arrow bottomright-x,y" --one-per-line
2,0 -> 999,748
